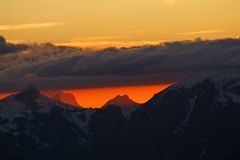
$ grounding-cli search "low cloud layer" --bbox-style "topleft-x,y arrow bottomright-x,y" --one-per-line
0,36 -> 28,54
1,36 -> 240,92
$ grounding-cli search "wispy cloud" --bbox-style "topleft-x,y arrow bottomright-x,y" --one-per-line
174,30 -> 225,36
71,36 -> 129,41
55,35 -> 164,48
0,22 -> 62,31
55,40 -> 164,49
127,30 -> 148,34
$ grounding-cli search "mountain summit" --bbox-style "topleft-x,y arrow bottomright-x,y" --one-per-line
42,90 -> 80,107
102,95 -> 140,109
52,91 -> 80,107
16,84 -> 41,101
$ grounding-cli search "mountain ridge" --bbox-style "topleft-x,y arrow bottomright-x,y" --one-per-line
1,75 -> 240,160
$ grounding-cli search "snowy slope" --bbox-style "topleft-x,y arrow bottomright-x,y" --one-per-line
0,85 -> 95,135
129,75 -> 240,160
0,85 -> 96,160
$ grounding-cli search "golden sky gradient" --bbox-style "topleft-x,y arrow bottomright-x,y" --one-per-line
1,0 -> 240,47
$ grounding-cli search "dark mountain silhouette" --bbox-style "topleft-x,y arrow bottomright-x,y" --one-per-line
102,95 -> 140,108
1,75 -> 240,160
102,95 -> 140,116
52,91 -> 80,107
43,90 -> 80,107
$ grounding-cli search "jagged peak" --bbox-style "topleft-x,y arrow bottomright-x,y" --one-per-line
114,95 -> 130,99
19,84 -> 40,94
16,84 -> 41,101
169,74 -> 240,92
102,94 -> 140,109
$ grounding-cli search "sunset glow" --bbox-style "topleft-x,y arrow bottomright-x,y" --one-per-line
1,0 -> 240,158
0,84 -> 172,108
0,93 -> 14,99
63,84 -> 172,108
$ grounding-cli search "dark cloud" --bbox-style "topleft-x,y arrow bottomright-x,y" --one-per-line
1,38 -> 240,92
32,38 -> 240,78
0,36 -> 28,54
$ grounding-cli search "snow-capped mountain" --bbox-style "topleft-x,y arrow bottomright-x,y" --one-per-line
1,75 -> 240,160
0,85 -> 95,160
128,75 -> 240,160
88,75 -> 240,160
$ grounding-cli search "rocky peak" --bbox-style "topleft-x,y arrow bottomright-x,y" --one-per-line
115,94 -> 129,99
16,85 -> 41,101
102,95 -> 140,108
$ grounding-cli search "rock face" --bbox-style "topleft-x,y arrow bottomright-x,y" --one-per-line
1,75 -> 240,160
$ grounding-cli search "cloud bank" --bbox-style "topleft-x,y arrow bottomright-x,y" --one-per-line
0,36 -> 240,92
0,36 -> 28,54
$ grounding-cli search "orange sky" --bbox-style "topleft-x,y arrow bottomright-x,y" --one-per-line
64,84 -> 172,108
0,93 -> 14,100
0,84 -> 172,108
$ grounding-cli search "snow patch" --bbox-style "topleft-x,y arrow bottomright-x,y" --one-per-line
122,106 -> 140,119
174,96 -> 197,134
0,99 -> 26,122
227,93 -> 240,104
214,89 -> 229,107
